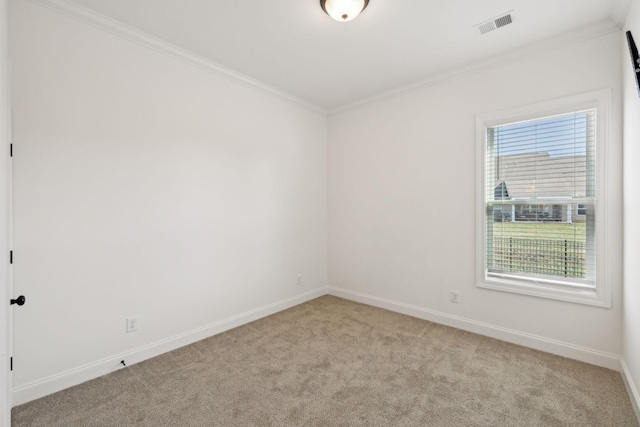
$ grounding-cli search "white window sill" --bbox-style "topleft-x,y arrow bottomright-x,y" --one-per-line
478,276 -> 610,307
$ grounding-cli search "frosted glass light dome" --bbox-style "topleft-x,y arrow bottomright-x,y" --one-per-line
320,0 -> 369,22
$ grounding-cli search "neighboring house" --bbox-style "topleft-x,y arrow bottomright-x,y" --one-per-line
493,152 -> 587,223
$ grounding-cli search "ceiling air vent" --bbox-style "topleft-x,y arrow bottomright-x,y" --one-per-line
475,11 -> 515,35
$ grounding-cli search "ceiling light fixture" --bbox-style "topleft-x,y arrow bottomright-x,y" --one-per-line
320,0 -> 369,22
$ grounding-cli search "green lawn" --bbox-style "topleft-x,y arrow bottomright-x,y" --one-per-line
491,221 -> 586,240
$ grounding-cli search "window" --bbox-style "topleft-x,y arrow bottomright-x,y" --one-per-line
476,91 -> 611,307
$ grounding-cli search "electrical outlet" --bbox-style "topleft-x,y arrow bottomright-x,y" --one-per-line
450,291 -> 459,303
297,275 -> 302,286
126,316 -> 139,333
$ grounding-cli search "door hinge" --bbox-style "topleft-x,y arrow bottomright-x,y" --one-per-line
10,357 -> 13,371
10,143 -> 12,157
9,250 -> 12,264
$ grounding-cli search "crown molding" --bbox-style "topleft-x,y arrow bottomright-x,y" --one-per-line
611,0 -> 633,28
25,0 -> 327,116
24,0 -> 626,118
330,19 -> 621,116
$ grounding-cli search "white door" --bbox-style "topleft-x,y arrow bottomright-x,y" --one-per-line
2,0 -> 12,423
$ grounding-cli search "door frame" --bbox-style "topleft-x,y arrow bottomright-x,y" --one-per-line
1,0 -> 11,425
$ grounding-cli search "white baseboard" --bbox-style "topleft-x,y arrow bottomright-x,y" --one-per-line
621,358 -> 640,423
13,286 -> 628,408
12,287 -> 329,406
328,286 -> 621,371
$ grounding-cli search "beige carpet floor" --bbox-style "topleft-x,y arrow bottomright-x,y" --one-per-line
12,295 -> 639,426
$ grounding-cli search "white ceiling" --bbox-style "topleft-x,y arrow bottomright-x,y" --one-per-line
64,0 -> 629,110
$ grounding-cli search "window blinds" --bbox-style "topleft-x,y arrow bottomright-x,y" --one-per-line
485,109 -> 596,289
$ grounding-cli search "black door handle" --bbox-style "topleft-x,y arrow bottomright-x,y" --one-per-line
10,295 -> 25,306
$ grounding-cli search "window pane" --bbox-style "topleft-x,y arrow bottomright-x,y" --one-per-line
485,110 -> 596,287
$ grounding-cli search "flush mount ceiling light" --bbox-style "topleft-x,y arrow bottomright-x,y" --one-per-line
320,0 -> 369,22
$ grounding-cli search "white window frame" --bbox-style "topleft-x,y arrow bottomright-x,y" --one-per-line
476,90 -> 611,307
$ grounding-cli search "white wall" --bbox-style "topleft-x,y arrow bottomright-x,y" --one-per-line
9,0 -> 637,414
328,30 -> 623,366
622,0 -> 640,417
10,0 -> 327,402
